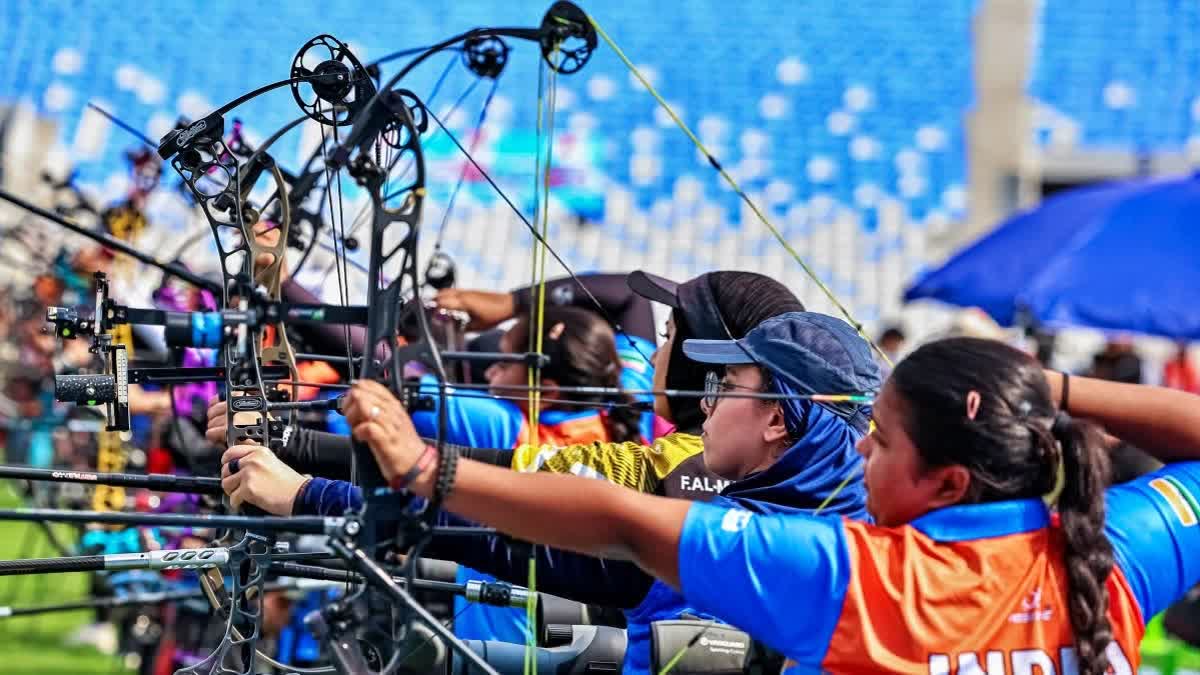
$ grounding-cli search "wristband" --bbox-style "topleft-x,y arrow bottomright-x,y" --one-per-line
1059,372 -> 1070,412
390,444 -> 436,492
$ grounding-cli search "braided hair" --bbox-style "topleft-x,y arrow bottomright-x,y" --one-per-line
890,337 -> 1114,675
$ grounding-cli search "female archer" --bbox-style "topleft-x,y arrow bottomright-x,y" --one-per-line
319,335 -> 1200,675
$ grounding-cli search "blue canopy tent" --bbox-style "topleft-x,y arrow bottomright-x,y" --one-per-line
904,174 -> 1200,340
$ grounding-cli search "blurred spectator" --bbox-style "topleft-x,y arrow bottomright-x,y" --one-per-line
1162,341 -> 1199,394
876,325 -> 906,378
1088,336 -> 1143,384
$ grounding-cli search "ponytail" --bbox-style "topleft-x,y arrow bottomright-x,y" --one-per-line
602,397 -> 645,444
1052,412 -> 1114,675
509,306 -> 644,443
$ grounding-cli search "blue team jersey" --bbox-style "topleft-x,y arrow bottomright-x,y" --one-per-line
676,461 -> 1200,673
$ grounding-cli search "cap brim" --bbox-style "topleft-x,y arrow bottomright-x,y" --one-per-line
627,270 -> 680,307
682,339 -> 757,364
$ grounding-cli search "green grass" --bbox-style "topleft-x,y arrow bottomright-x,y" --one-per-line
0,481 -> 134,675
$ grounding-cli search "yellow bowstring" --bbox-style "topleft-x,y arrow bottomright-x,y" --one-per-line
523,39 -> 562,675
572,12 -> 894,371
556,12 -> 888,675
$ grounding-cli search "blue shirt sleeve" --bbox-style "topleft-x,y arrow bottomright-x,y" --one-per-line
293,477 -> 362,516
676,501 -> 850,665
617,335 -> 657,441
1106,460 -> 1200,622
409,374 -> 524,448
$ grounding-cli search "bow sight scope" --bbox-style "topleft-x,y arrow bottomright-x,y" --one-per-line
53,344 -> 130,431
54,372 -> 117,405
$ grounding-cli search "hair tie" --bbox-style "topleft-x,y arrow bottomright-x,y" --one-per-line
1051,410 -> 1072,437
965,390 -> 981,420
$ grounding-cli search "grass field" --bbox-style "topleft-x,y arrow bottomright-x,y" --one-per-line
0,481 -> 134,675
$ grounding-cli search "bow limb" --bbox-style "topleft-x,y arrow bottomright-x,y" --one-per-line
163,110 -> 288,675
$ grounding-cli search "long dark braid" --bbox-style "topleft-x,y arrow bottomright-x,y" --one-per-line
1054,414 -> 1114,674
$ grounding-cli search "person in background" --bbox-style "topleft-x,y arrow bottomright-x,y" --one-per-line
1090,336 -> 1143,384
1163,341 -> 1199,394
876,325 -> 906,378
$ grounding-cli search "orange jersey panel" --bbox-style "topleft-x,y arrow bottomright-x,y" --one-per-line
823,520 -> 1145,674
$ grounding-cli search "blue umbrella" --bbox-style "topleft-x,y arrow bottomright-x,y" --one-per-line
904,174 -> 1200,339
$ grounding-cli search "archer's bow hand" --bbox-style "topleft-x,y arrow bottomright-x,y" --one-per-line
221,445 -> 308,515
344,380 -> 430,490
433,288 -> 514,332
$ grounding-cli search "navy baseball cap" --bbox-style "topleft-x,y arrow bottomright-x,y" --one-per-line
682,311 -> 881,431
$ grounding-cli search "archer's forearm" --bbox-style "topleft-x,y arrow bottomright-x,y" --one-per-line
410,457 -> 687,587
1048,371 -> 1200,461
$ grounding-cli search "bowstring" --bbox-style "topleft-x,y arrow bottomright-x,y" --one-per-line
558,14 -> 889,673
432,73 -> 498,256
420,104 -> 659,399
574,13 -> 893,372
316,108 -> 357,385
314,103 -> 360,614
311,52 -> 460,288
